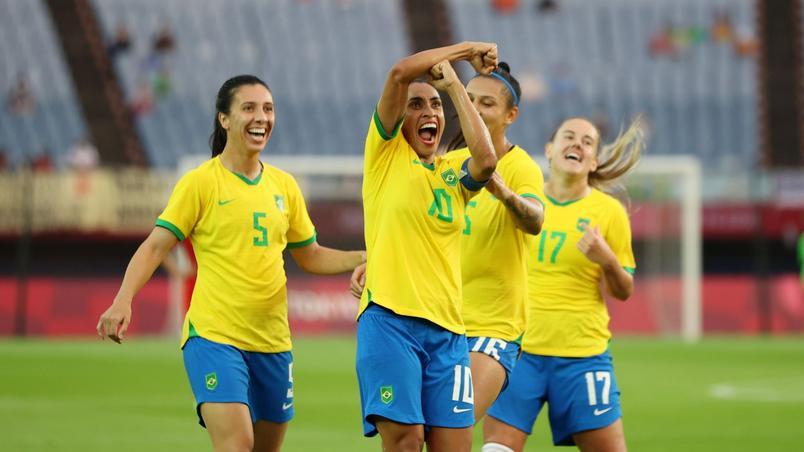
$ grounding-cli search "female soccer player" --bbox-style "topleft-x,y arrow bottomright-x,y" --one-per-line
96,75 -> 365,452
482,117 -> 644,452
356,43 -> 498,452
450,62 -> 545,423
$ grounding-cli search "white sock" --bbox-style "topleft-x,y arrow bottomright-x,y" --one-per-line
482,442 -> 515,452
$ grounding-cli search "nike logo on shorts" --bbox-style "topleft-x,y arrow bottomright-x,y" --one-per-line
593,407 -> 613,416
282,402 -> 293,410
453,406 -> 472,414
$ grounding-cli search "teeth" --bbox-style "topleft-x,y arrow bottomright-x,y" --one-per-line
248,128 -> 266,134
419,123 -> 437,131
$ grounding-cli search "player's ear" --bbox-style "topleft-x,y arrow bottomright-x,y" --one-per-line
219,112 -> 229,131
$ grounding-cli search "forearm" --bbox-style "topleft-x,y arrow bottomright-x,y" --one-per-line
295,247 -> 366,275
114,241 -> 172,305
600,260 -> 634,301
389,42 -> 474,84
499,190 -> 544,235
446,83 -> 496,179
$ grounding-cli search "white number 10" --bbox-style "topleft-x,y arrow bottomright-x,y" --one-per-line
584,371 -> 611,406
452,365 -> 474,403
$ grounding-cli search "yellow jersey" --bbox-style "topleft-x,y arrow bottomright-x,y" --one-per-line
454,146 -> 544,341
359,111 -> 479,334
156,156 -> 316,352
523,189 -> 635,357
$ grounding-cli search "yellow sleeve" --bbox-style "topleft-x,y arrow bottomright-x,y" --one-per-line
511,157 -> 545,206
364,110 -> 404,175
284,174 -> 317,248
156,170 -> 204,241
605,202 -> 636,275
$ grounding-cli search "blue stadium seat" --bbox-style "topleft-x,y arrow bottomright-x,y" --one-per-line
92,0 -> 410,167
0,0 -> 88,168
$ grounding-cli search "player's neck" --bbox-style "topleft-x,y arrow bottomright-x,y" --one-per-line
492,133 -> 513,160
545,177 -> 591,203
219,147 -> 262,180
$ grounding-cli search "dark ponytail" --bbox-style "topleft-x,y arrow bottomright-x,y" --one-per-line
209,75 -> 271,157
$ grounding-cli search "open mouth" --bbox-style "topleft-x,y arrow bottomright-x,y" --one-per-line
417,121 -> 438,145
247,127 -> 267,140
565,151 -> 581,162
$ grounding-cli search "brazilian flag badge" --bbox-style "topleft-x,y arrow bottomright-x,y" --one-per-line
441,168 -> 458,187
205,372 -> 218,391
380,385 -> 393,404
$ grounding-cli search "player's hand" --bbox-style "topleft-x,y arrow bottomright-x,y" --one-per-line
483,172 -> 507,200
96,301 -> 132,344
577,224 -> 616,267
350,263 -> 366,299
428,60 -> 459,91
468,42 -> 497,75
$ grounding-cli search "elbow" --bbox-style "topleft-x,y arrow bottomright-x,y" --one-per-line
612,286 -> 633,302
388,64 -> 409,85
477,151 -> 497,180
525,221 -> 542,236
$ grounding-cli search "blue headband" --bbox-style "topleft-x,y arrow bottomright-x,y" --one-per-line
483,71 -> 520,106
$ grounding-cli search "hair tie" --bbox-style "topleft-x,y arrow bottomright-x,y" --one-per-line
486,72 -> 520,106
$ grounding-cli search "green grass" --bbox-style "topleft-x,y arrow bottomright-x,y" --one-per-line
1,336 -> 803,451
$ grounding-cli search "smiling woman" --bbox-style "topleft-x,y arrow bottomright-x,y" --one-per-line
96,74 -> 366,452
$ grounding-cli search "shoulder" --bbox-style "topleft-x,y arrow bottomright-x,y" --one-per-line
264,163 -> 300,190
591,189 -> 629,222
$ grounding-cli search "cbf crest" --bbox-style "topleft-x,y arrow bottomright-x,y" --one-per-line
441,168 -> 458,187
274,195 -> 285,212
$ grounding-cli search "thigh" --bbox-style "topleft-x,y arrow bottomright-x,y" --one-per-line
253,420 -> 289,452
486,353 -> 548,435
426,426 -> 472,452
547,351 -> 622,446
200,402 -> 253,452
573,418 -> 626,452
421,328 -> 473,430
469,351 -> 506,423
246,351 -> 294,424
356,305 -> 425,437
183,336 -> 250,426
375,419 -> 425,452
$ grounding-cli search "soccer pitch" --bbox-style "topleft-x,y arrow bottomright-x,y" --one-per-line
2,336 -> 803,451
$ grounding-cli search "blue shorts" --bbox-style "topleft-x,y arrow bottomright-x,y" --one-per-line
182,336 -> 294,427
466,336 -> 520,375
487,350 -> 621,446
355,303 -> 474,437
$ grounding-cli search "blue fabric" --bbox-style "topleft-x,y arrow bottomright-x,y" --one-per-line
487,350 -> 621,446
466,336 -> 520,375
355,303 -> 474,437
182,336 -> 294,427
459,158 -> 489,191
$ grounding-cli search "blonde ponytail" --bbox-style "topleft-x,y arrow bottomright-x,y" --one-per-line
589,116 -> 645,205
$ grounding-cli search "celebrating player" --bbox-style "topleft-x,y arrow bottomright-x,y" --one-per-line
355,43 -> 497,452
96,75 -> 365,452
482,117 -> 644,452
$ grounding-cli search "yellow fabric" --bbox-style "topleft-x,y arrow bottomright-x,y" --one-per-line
359,111 -> 478,334
523,189 -> 635,357
454,146 -> 544,341
157,156 -> 315,352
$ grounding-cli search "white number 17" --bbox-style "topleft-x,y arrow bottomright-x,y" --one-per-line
584,371 -> 611,406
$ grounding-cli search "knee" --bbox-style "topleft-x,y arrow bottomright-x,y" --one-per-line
214,433 -> 253,452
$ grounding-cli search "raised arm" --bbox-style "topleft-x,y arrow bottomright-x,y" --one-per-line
429,60 -> 497,181
375,42 -> 498,136
97,227 -> 178,342
290,241 -> 366,275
